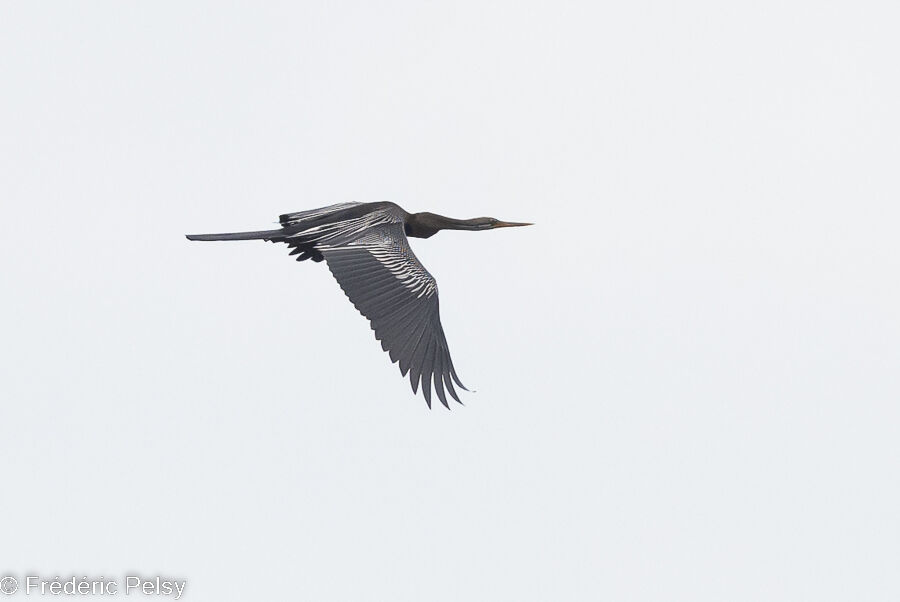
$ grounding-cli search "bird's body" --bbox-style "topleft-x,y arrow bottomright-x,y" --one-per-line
186,201 -> 530,408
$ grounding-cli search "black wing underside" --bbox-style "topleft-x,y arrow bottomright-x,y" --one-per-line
319,224 -> 467,408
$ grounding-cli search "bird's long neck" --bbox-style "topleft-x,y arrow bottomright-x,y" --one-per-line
405,212 -> 485,238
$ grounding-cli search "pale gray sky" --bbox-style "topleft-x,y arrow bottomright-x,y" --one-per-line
1,1 -> 898,601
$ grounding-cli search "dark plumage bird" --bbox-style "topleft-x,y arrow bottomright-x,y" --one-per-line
186,201 -> 531,408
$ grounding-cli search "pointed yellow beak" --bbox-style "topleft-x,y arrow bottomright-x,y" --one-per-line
493,221 -> 533,228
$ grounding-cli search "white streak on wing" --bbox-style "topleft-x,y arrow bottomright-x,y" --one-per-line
317,214 -> 437,299
291,208 -> 400,245
364,244 -> 436,298
280,202 -> 362,225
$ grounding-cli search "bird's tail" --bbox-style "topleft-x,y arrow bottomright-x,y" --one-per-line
185,229 -> 284,242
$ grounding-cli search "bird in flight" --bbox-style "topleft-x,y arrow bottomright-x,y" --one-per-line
186,202 -> 531,408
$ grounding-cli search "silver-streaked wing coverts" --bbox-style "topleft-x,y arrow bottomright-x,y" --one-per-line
319,222 -> 467,407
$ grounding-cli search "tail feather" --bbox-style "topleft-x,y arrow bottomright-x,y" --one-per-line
185,229 -> 284,242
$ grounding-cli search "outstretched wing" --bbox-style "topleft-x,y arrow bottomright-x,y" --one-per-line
319,222 -> 467,408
